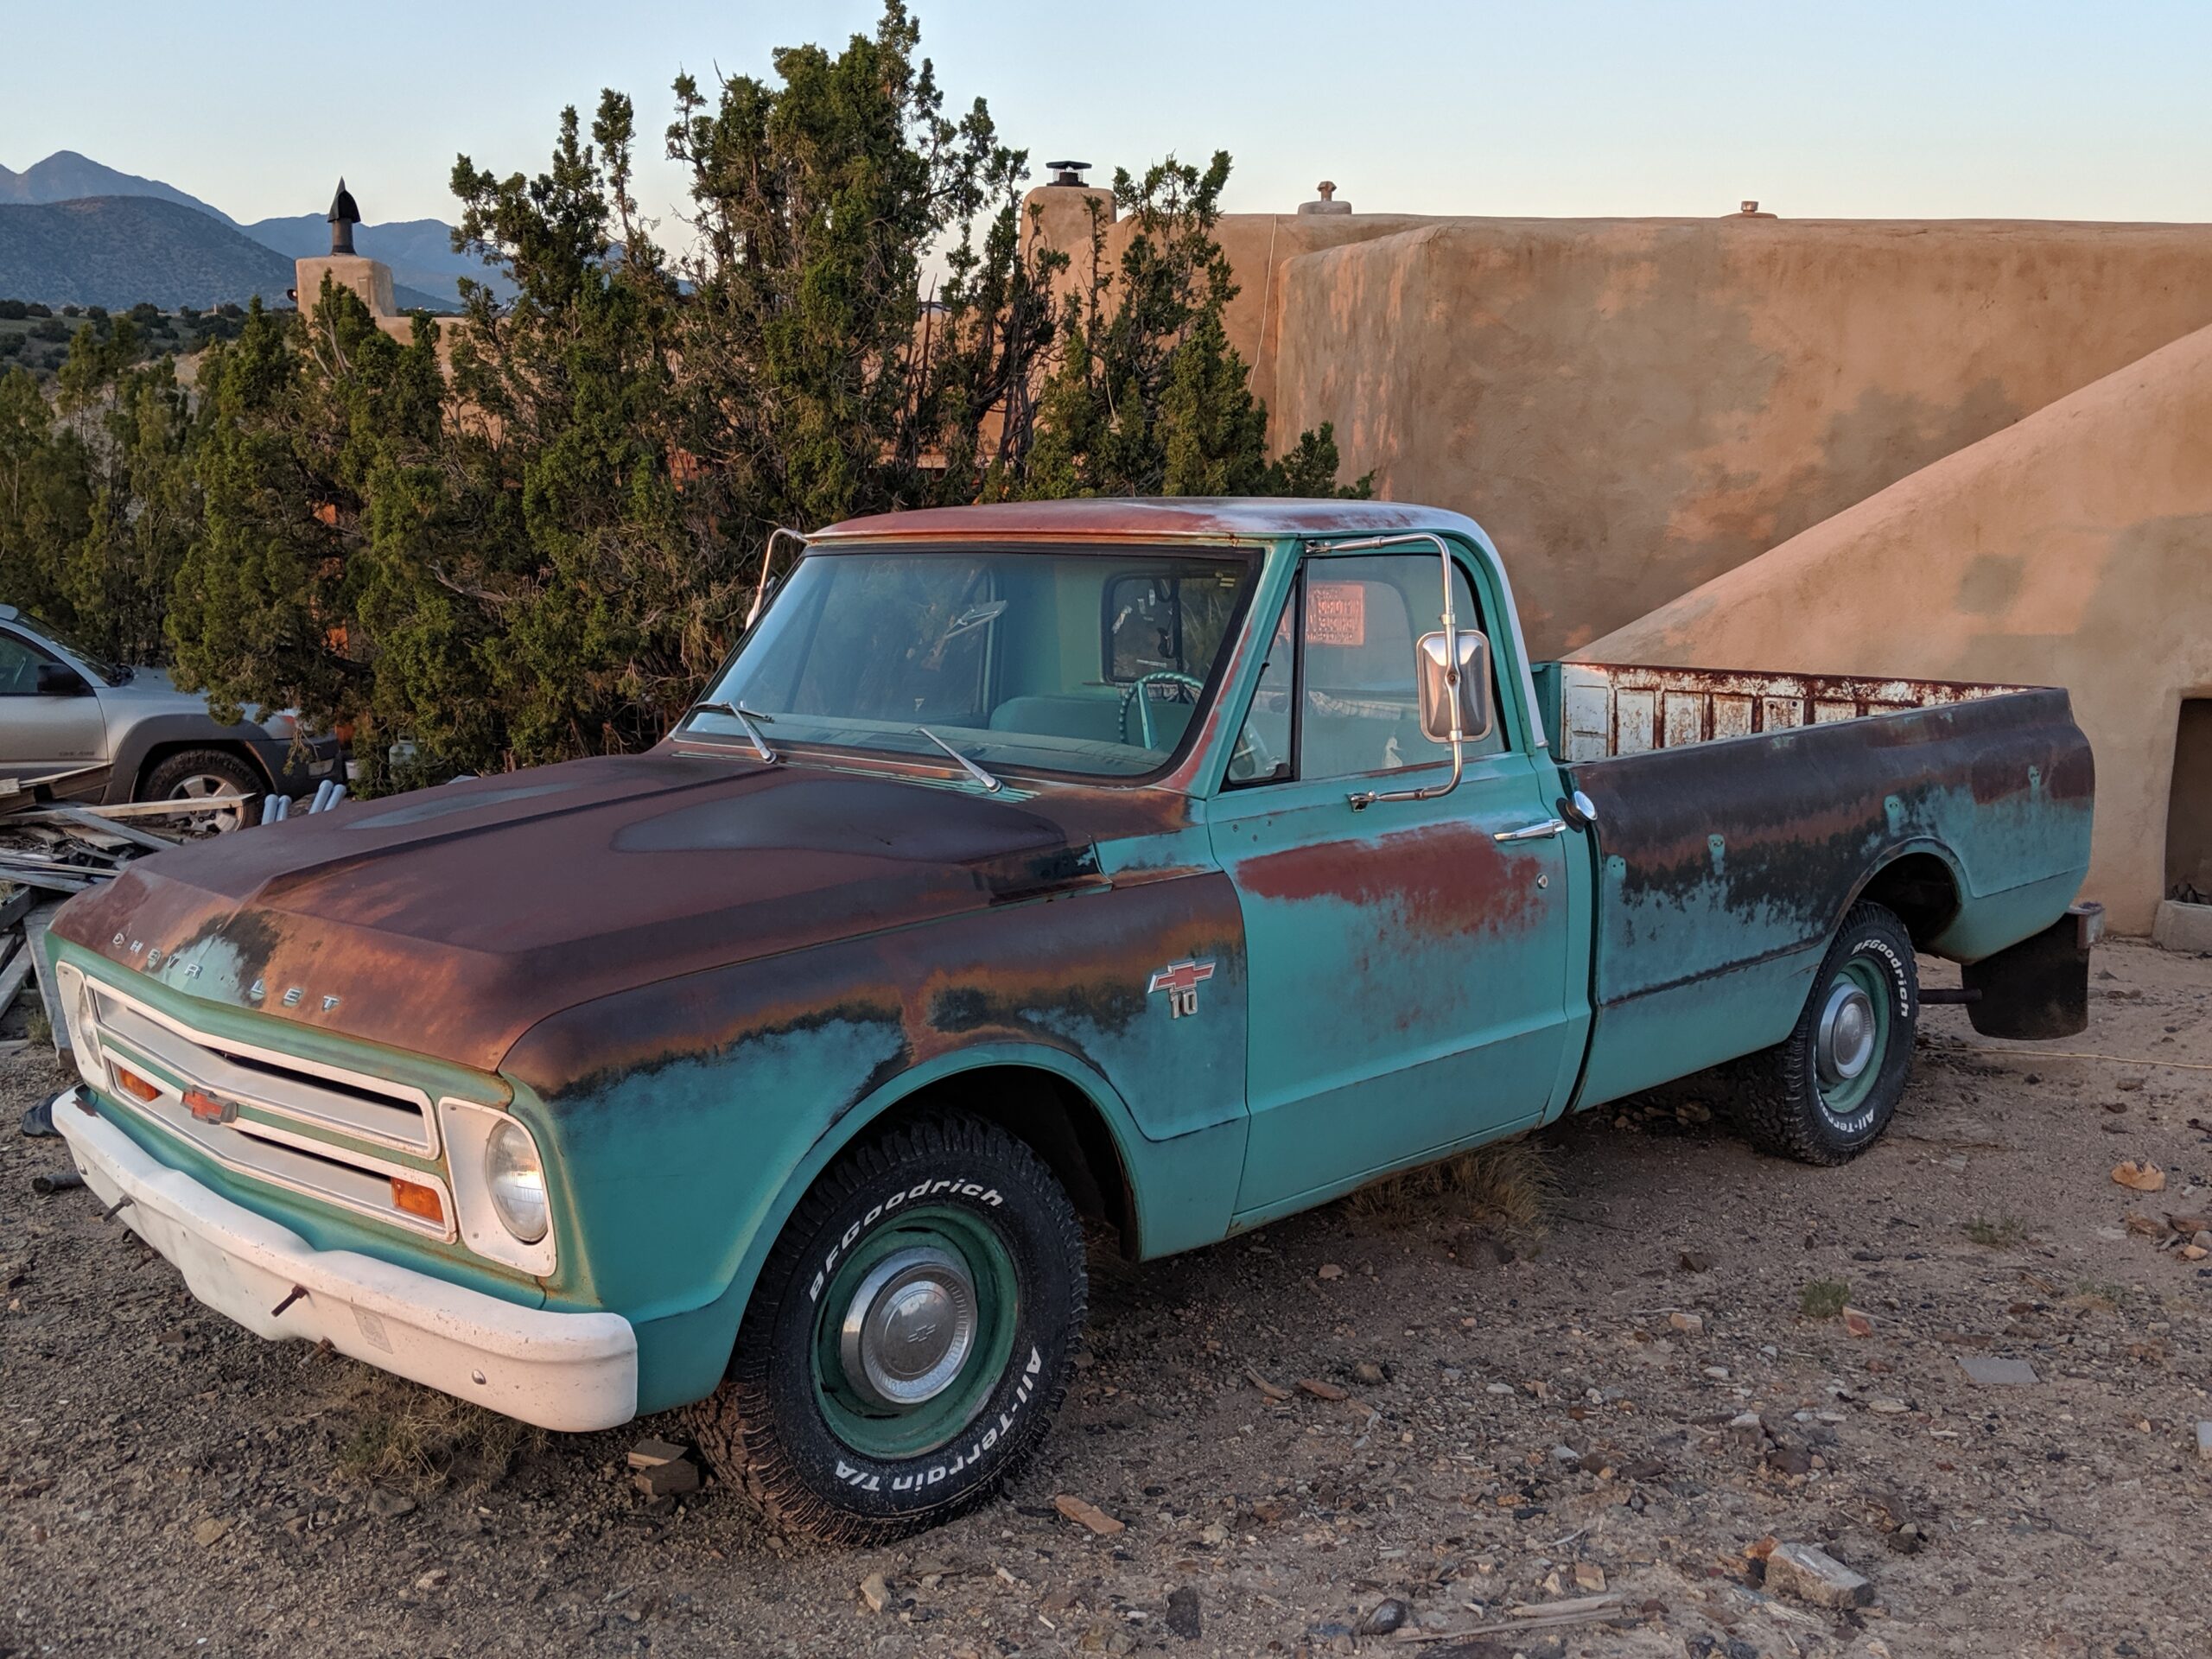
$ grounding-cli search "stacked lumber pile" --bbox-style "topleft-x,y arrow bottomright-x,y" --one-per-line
0,787 -> 282,1048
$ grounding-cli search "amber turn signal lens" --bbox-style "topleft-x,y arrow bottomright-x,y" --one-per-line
111,1065 -> 161,1103
390,1177 -> 445,1224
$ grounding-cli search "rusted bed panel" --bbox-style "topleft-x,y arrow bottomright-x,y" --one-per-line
1561,685 -> 2094,1110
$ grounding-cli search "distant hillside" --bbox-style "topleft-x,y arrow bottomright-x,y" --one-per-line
2,150 -> 478,308
244,213 -> 502,307
0,150 -> 234,223
0,197 -> 296,309
0,197 -> 460,313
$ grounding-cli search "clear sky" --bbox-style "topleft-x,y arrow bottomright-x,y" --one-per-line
5,0 -> 2208,232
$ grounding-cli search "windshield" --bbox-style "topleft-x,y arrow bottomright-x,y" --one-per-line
693,546 -> 1257,780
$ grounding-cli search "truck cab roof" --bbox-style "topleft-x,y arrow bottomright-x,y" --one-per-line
812,497 -> 1489,546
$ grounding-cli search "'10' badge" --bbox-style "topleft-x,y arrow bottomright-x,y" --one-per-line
1147,960 -> 1216,1020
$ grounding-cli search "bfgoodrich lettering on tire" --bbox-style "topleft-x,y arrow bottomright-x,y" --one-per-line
1721,900 -> 1919,1166
684,1111 -> 1085,1544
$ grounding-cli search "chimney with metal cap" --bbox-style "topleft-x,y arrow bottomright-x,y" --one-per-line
327,178 -> 362,256
1298,179 -> 1351,216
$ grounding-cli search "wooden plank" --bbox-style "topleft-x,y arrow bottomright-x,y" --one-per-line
0,866 -> 93,894
26,900 -> 67,1053
41,807 -> 178,855
0,886 -> 35,934
0,938 -> 32,1025
62,797 -> 243,822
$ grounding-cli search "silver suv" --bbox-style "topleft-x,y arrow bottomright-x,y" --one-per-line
0,607 -> 342,825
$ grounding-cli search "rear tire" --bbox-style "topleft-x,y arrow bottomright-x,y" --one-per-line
139,748 -> 264,835
684,1111 -> 1086,1544
1721,901 -> 1917,1165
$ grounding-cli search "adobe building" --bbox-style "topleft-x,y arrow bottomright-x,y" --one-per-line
1022,174 -> 2212,935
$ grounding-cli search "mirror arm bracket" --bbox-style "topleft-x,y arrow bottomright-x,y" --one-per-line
1314,531 -> 1469,811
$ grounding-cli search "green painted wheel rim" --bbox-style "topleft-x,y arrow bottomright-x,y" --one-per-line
1815,956 -> 1891,1121
811,1205 -> 1020,1459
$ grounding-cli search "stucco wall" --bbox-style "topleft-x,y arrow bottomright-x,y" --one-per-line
1257,217 -> 2212,658
1575,321 -> 2212,935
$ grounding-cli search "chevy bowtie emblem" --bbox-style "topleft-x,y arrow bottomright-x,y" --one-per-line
1147,959 -> 1216,1020
183,1089 -> 238,1125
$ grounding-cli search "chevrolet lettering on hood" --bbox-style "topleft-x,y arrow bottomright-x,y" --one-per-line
109,931 -> 340,1010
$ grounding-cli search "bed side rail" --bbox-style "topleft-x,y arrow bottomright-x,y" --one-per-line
1554,662 -> 2037,763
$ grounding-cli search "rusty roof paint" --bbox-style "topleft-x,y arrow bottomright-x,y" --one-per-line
810,497 -> 1484,545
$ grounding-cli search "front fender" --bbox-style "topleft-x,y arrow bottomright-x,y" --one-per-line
531,1039 -> 1243,1417
500,870 -> 1251,1416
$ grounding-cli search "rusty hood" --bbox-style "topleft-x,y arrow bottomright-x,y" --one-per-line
49,753 -> 1126,1074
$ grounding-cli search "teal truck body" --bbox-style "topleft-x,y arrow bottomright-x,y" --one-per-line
47,499 -> 2095,1540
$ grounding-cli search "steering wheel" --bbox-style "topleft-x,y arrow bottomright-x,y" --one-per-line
1228,718 -> 1282,784
1118,671 -> 1205,748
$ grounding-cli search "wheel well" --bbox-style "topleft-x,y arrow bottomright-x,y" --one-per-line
1859,852 -> 1961,950
134,741 -> 272,798
868,1066 -> 1138,1258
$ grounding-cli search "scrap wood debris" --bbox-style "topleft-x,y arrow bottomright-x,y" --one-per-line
0,774 -> 352,1059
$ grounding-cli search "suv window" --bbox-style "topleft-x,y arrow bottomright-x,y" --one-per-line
0,632 -> 48,696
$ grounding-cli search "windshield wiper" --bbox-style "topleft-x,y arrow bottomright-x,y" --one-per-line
683,699 -> 779,764
913,726 -> 1002,793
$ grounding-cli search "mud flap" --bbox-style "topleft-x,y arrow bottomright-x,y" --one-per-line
1962,903 -> 2102,1039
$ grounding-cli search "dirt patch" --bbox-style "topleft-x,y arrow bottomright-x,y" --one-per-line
3,939 -> 2209,1656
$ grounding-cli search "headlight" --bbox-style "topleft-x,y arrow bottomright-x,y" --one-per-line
72,974 -> 105,1083
485,1118 -> 549,1243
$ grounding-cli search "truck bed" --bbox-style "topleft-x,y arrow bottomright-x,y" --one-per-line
1538,661 -> 2095,1112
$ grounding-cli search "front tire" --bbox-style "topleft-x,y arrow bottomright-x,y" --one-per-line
1722,901 -> 1918,1165
685,1111 -> 1086,1544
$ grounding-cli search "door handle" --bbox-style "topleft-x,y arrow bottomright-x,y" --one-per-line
1494,818 -> 1567,842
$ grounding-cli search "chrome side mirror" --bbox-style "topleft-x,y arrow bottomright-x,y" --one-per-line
1414,629 -> 1493,746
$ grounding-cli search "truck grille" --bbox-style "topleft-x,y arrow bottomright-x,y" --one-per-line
72,971 -> 454,1240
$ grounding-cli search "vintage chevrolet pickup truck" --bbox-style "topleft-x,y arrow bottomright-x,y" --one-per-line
48,499 -> 2097,1541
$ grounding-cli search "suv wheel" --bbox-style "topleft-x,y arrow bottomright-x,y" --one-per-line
140,748 -> 264,835
685,1111 -> 1086,1544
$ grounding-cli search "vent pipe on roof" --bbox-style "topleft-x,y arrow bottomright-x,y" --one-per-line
1298,180 -> 1351,216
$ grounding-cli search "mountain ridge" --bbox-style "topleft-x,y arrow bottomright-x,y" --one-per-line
0,197 -> 452,312
0,150 -> 235,224
1,150 -> 490,308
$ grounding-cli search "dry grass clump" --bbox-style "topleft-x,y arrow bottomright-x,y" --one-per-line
334,1381 -> 543,1493
1798,1279 -> 1851,1319
1343,1136 -> 1560,1240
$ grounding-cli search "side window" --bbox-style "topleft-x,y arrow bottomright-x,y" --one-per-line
1297,554 -> 1506,780
0,633 -> 45,696
1224,590 -> 1294,786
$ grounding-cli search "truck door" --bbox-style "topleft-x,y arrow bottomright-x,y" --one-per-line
1208,546 -> 1578,1217
0,628 -> 106,788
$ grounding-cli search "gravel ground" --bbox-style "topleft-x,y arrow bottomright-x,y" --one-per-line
4,938 -> 2210,1658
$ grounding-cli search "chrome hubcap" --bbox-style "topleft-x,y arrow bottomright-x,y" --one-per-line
1815,982 -> 1878,1086
837,1246 -> 977,1409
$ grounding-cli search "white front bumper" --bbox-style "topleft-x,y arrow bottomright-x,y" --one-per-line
54,1090 -> 638,1432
